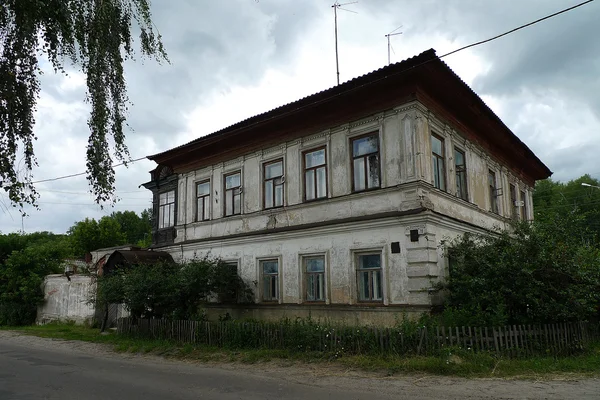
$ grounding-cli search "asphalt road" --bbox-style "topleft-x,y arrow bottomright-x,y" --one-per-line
0,339 -> 395,400
1,332 -> 600,400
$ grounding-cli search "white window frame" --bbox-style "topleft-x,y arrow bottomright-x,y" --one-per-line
223,170 -> 243,217
299,253 -> 328,303
258,257 -> 282,303
158,190 -> 176,229
353,249 -> 385,303
195,179 -> 211,222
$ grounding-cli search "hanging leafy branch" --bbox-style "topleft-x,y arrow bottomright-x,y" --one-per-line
0,0 -> 168,209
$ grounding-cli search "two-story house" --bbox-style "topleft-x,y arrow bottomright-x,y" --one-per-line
142,49 -> 552,325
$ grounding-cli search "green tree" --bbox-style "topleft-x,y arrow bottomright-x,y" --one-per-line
0,233 -> 72,325
68,216 -> 126,257
441,213 -> 600,326
110,210 -> 151,246
0,0 -> 168,208
533,174 -> 600,240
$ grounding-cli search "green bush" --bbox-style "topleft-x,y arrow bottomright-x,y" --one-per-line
96,256 -> 254,320
440,214 -> 600,325
0,233 -> 72,326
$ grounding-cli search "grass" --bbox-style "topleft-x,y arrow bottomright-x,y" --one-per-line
4,323 -> 600,379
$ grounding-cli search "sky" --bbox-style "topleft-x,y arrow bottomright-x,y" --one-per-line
2,0 -> 599,234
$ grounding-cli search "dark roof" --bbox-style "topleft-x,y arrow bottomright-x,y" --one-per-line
110,250 -> 174,265
148,48 -> 551,180
102,250 -> 175,275
148,49 -> 438,161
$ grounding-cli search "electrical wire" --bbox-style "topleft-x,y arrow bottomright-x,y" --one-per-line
439,0 -> 595,58
30,156 -> 147,184
29,0 -> 594,185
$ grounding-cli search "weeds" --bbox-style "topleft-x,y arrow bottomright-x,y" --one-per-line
7,323 -> 600,379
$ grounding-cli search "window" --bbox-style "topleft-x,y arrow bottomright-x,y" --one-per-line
351,133 -> 380,192
509,184 -> 518,219
261,259 -> 279,301
520,190 -> 527,220
196,180 -> 210,221
304,148 -> 327,201
454,148 -> 468,200
220,261 -> 239,302
264,160 -> 284,209
304,256 -> 325,302
356,253 -> 383,302
431,134 -> 446,190
488,170 -> 499,214
224,172 -> 242,216
158,190 -> 175,229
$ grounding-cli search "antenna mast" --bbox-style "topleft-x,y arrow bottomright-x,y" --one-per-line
332,1 -> 357,85
385,25 -> 403,65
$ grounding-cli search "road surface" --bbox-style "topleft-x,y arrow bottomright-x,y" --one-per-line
0,331 -> 599,399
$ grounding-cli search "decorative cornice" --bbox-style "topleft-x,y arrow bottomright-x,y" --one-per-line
303,131 -> 329,143
394,102 -> 421,114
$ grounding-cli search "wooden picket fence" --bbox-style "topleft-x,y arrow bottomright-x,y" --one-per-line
116,318 -> 599,357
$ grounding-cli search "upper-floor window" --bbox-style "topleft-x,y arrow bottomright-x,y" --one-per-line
304,256 -> 326,302
520,190 -> 528,221
224,171 -> 242,216
356,253 -> 383,302
454,148 -> 468,201
264,160 -> 284,209
158,190 -> 175,229
196,180 -> 210,222
351,133 -> 380,192
431,134 -> 446,191
509,184 -> 518,219
304,148 -> 327,201
261,259 -> 279,301
488,170 -> 499,214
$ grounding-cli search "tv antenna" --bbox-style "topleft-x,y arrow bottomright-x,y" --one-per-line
332,1 -> 357,85
385,25 -> 403,65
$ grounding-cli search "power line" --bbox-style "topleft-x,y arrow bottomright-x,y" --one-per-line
31,156 -> 147,184
534,199 -> 600,211
163,0 -> 594,158
36,201 -> 150,207
37,189 -> 148,195
440,0 -> 594,58
27,0 -> 594,185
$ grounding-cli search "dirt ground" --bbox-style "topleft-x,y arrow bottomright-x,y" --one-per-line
1,330 -> 599,399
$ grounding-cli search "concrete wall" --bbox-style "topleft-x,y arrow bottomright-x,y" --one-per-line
37,275 -> 96,325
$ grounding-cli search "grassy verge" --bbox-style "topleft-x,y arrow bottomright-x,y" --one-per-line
5,323 -> 600,379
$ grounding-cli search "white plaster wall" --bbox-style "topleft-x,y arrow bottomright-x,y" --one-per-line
174,100 -> 534,246
37,275 -> 96,324
164,211 -> 492,309
159,99 -> 541,313
420,107 -> 534,220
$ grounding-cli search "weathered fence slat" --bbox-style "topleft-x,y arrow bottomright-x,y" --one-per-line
115,318 -> 598,358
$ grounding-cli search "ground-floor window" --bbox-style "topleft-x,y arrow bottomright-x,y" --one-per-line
261,259 -> 279,301
356,253 -> 383,302
304,256 -> 325,302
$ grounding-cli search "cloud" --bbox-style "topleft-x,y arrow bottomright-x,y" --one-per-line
2,0 -> 598,234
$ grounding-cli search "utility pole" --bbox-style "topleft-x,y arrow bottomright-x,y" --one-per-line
385,25 -> 403,65
332,1 -> 357,85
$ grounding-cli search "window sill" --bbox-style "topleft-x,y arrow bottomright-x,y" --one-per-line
302,196 -> 329,204
351,187 -> 381,194
263,205 -> 284,211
